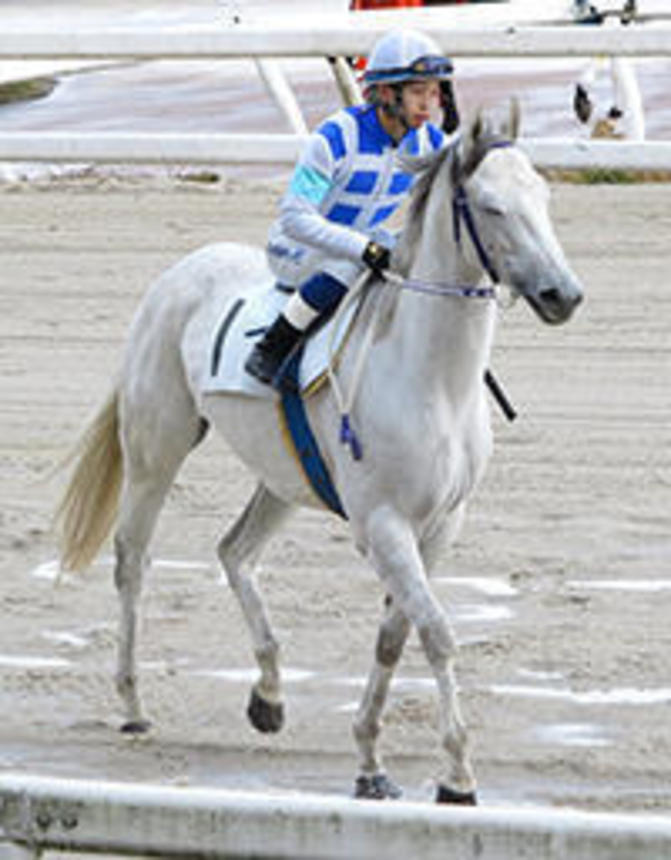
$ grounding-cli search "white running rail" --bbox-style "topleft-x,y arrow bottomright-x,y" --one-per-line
0,24 -> 671,168
2,773 -> 671,860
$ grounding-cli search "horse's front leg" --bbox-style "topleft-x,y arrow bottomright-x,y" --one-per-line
363,507 -> 477,804
353,594 -> 410,799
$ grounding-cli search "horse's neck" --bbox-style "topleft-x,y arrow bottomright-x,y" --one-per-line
392,179 -> 496,411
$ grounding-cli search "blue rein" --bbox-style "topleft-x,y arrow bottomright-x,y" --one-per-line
401,279 -> 495,300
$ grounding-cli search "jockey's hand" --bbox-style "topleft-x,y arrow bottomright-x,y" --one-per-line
362,241 -> 391,276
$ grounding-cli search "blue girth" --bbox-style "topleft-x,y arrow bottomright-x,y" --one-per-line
278,349 -> 347,519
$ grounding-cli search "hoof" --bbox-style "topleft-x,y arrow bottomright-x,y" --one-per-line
354,773 -> 402,800
120,718 -> 151,735
436,784 -> 478,805
247,688 -> 284,733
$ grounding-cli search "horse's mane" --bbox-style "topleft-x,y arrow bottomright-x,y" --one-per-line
393,147 -> 451,274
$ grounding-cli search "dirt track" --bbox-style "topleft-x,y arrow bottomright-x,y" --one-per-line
1,172 -> 670,819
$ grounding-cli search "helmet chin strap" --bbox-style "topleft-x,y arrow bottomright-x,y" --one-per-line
381,85 -> 410,138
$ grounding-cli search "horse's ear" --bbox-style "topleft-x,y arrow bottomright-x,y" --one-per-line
457,109 -> 486,179
458,110 -> 483,170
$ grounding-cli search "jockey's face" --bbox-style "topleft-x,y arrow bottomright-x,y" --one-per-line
401,79 -> 442,128
377,79 -> 441,140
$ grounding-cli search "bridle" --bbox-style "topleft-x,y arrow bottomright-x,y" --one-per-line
451,186 -> 501,285
397,139 -> 516,304
388,138 -> 519,423
451,139 -> 514,287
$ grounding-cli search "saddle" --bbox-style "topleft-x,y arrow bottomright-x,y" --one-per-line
202,282 -> 356,518
202,282 -> 357,399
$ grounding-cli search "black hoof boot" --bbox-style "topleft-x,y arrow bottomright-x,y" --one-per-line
247,688 -> 284,733
120,718 -> 152,735
436,784 -> 478,805
354,773 -> 403,800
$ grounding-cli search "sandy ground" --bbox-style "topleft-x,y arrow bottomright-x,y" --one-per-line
0,171 -> 670,843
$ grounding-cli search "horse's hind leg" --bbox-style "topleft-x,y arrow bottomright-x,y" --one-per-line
353,595 -> 410,799
114,397 -> 203,732
218,483 -> 292,733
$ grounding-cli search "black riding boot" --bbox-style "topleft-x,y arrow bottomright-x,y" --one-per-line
244,314 -> 302,384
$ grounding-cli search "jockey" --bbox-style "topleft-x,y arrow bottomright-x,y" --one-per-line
245,28 -> 457,385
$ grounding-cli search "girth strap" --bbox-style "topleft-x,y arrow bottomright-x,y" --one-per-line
278,348 -> 348,519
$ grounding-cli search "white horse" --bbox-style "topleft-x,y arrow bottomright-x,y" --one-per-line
56,110 -> 583,804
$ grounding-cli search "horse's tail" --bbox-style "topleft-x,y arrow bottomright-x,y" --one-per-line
55,388 -> 123,572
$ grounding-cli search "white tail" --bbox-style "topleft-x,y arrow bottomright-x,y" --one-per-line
54,389 -> 123,571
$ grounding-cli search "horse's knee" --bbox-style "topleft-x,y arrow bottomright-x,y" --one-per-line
417,611 -> 456,667
375,614 -> 411,668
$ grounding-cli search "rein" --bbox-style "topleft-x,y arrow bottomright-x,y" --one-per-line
400,279 -> 496,300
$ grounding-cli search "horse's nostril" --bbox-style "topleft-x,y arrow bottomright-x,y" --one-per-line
539,287 -> 562,306
540,287 -> 583,310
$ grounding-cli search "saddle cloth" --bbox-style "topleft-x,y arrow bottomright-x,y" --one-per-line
201,282 -> 357,398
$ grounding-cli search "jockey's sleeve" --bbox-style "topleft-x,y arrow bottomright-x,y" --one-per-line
278,131 -> 369,263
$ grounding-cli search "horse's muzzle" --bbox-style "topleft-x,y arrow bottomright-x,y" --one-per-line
528,279 -> 584,325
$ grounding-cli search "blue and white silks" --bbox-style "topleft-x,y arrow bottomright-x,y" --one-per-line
266,104 -> 446,290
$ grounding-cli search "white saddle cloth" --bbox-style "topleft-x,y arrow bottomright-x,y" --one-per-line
201,282 -> 357,398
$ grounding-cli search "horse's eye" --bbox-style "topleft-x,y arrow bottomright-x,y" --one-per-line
478,193 -> 506,216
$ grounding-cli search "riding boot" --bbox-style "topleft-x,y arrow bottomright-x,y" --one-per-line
244,314 -> 302,384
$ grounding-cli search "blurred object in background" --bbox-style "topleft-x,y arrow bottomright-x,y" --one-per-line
350,0 -> 507,9
571,4 -> 646,141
